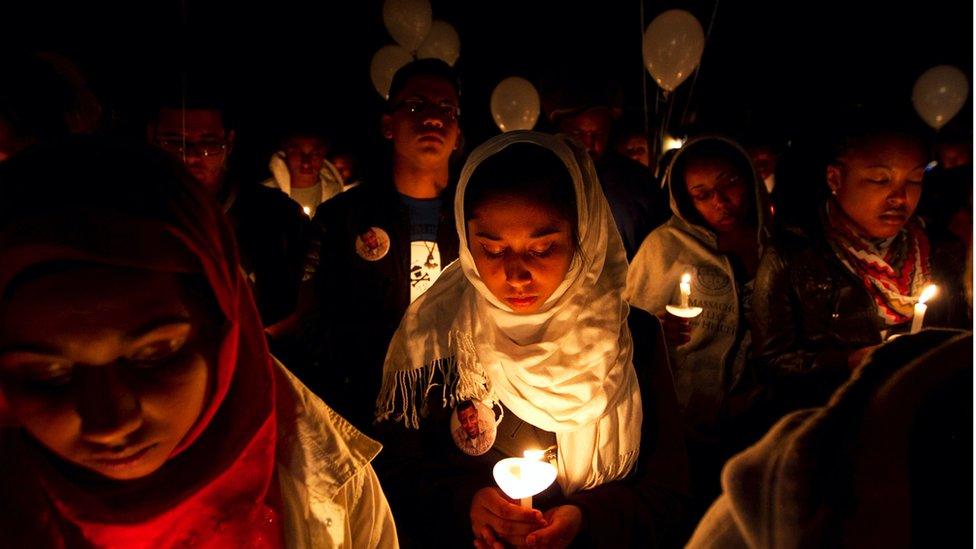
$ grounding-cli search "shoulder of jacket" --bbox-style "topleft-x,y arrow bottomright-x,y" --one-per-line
314,183 -> 386,219
632,222 -> 696,265
274,360 -> 382,499
246,184 -> 301,211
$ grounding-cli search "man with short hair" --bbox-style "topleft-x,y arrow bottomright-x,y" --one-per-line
549,89 -> 669,258
615,125 -> 652,168
148,93 -> 308,327
296,59 -> 462,433
452,401 -> 493,456
330,150 -> 361,190
263,130 -> 347,214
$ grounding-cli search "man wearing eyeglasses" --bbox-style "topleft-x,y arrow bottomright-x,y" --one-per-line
288,59 -> 462,439
148,91 -> 308,328
151,107 -> 231,195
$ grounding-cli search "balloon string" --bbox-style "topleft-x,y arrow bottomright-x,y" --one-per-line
653,88 -> 669,178
653,87 -> 662,166
662,89 -> 675,149
679,0 -> 721,128
639,0 -> 650,140
180,0 -> 188,162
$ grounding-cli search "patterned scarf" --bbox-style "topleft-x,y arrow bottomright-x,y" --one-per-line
824,202 -> 931,325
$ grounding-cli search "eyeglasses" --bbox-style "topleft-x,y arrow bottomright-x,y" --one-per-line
689,176 -> 746,203
156,138 -> 228,158
393,98 -> 461,121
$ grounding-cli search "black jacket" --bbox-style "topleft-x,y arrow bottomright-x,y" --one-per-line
374,309 -> 691,548
751,219 -> 968,416
595,153 -> 670,259
226,183 -> 309,326
298,181 -> 460,432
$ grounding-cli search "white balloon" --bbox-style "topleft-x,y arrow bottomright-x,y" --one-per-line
912,65 -> 969,130
382,0 -> 432,52
417,20 -> 461,66
490,77 -> 540,132
370,44 -> 414,99
642,9 -> 705,92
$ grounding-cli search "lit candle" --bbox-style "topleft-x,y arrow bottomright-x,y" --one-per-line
492,449 -> 557,509
910,284 -> 938,334
663,135 -> 685,152
666,272 -> 703,319
679,273 -> 691,308
302,206 -> 312,217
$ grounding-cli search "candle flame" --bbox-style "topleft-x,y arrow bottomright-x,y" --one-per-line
523,449 -> 545,461
493,455 -> 559,500
302,206 -> 311,216
918,284 -> 938,305
681,273 -> 691,284
663,135 -> 685,152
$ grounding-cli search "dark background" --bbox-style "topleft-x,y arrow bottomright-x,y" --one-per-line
3,0 -> 972,181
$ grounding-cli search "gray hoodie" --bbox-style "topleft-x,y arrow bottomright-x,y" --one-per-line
625,136 -> 770,439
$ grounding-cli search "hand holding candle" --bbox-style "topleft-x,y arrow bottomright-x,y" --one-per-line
493,449 -> 558,509
470,487 -> 546,548
910,284 -> 938,334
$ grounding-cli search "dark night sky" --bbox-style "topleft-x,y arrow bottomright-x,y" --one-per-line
3,0 -> 972,180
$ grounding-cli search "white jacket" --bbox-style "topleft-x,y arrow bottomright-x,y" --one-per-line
262,152 -> 349,205
274,362 -> 399,548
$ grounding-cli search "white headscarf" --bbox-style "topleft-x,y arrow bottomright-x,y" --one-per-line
376,131 -> 642,494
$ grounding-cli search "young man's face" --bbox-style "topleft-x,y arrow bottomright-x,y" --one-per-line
458,406 -> 480,439
617,133 -> 650,167
560,108 -> 613,162
152,108 -> 233,196
331,153 -> 355,183
283,136 -> 328,188
747,145 -> 778,182
363,229 -> 379,249
382,75 -> 461,171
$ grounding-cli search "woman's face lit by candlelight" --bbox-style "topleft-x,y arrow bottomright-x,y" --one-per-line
827,133 -> 927,239
683,155 -> 751,234
0,266 -> 217,481
468,194 -> 575,314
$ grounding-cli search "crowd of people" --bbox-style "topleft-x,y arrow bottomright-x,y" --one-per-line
0,52 -> 971,548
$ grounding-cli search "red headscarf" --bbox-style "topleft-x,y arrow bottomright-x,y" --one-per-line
0,139 -> 282,547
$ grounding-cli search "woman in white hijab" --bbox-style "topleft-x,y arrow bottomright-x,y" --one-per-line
375,131 -> 690,548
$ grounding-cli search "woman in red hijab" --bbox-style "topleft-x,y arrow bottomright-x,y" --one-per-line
0,138 -> 397,548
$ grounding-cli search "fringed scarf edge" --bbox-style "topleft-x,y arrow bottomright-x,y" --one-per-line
375,330 -> 492,429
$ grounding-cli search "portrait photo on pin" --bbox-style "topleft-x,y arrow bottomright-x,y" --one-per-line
354,226 -> 391,261
450,399 -> 497,456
